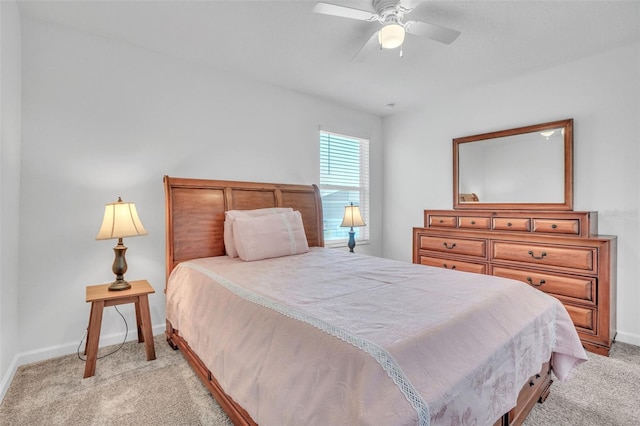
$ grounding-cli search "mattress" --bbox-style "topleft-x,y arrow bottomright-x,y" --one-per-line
166,248 -> 587,426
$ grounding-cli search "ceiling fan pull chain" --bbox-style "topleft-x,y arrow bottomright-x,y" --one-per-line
400,45 -> 403,58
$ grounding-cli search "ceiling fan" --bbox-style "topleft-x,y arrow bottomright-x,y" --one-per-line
313,0 -> 460,60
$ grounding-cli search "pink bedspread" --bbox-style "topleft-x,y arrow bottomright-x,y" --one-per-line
166,248 -> 587,426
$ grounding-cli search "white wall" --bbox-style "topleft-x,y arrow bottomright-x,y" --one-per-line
382,42 -> 640,346
16,17 -> 382,364
0,0 -> 22,398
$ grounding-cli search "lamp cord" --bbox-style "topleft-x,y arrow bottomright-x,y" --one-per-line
77,305 -> 128,362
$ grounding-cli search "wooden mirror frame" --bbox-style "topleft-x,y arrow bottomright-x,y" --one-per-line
453,118 -> 573,210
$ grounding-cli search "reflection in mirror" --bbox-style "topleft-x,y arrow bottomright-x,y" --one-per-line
458,128 -> 565,203
453,119 -> 573,210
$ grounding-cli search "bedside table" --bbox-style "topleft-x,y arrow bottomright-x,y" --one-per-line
84,279 -> 156,378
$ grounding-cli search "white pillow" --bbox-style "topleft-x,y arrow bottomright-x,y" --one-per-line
224,207 -> 293,257
233,210 -> 309,261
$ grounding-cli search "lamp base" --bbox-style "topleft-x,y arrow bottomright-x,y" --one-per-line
109,240 -> 130,291
347,229 -> 356,253
108,279 -> 131,291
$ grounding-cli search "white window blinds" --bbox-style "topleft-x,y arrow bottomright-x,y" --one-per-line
319,131 -> 370,244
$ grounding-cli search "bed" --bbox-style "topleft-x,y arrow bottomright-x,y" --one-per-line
163,176 -> 587,426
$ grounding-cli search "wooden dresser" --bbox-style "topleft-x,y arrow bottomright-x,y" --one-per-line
413,209 -> 617,356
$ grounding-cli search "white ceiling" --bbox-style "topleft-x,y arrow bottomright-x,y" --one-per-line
17,0 -> 640,116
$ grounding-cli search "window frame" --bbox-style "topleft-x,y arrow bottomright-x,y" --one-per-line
319,130 -> 370,248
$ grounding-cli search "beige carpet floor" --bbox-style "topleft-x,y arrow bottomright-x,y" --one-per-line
1,334 -> 638,425
523,341 -> 640,426
0,334 -> 231,426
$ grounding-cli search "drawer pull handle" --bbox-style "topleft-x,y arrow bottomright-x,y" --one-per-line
551,224 -> 558,229
528,250 -> 547,260
439,219 -> 444,223
470,220 -> 476,225
535,374 -> 541,379
443,264 -> 456,270
507,222 -> 512,227
443,242 -> 457,249
526,277 -> 546,286
529,380 -> 535,387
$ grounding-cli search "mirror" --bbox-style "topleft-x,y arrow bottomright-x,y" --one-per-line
453,119 -> 573,210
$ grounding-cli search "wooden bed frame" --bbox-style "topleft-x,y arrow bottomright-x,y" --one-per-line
163,175 -> 552,426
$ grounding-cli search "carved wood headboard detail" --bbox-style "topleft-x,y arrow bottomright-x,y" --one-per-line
163,176 -> 324,288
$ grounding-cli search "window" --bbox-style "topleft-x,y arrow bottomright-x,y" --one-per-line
319,131 -> 370,245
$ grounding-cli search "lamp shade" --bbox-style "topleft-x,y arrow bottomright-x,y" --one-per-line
340,204 -> 366,228
96,197 -> 148,240
378,23 -> 405,49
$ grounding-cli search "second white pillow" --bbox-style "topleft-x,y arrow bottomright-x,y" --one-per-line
224,207 -> 293,257
233,210 -> 309,261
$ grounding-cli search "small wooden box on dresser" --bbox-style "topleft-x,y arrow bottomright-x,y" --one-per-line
413,210 -> 617,356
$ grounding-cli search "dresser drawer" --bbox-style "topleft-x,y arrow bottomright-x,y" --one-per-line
429,215 -> 457,228
492,266 -> 596,306
458,216 -> 491,229
492,241 -> 596,272
493,217 -> 531,232
565,304 -> 596,332
533,218 -> 580,235
419,255 -> 487,274
419,236 -> 486,258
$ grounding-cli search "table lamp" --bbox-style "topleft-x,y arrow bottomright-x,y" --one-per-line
96,197 -> 148,291
340,202 -> 366,253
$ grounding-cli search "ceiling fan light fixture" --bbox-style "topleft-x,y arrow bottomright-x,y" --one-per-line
540,130 -> 555,140
378,23 -> 405,49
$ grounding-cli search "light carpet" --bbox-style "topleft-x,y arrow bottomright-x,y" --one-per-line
0,334 -> 231,426
1,334 -> 638,425
523,341 -> 640,426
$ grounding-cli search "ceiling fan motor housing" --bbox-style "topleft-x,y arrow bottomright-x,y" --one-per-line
374,0 -> 411,23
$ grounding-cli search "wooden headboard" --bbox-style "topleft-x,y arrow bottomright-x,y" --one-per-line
163,176 -> 324,286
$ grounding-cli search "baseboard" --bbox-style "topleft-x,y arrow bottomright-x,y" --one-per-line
615,331 -> 640,347
0,354 -> 19,403
0,323 -> 166,403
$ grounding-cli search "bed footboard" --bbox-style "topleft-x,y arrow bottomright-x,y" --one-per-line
494,361 -> 552,426
167,320 -> 551,426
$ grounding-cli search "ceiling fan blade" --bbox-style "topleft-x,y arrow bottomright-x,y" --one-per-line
351,31 -> 381,62
313,2 -> 378,21
405,20 -> 461,44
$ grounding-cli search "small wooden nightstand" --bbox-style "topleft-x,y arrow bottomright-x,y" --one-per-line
84,279 -> 156,378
